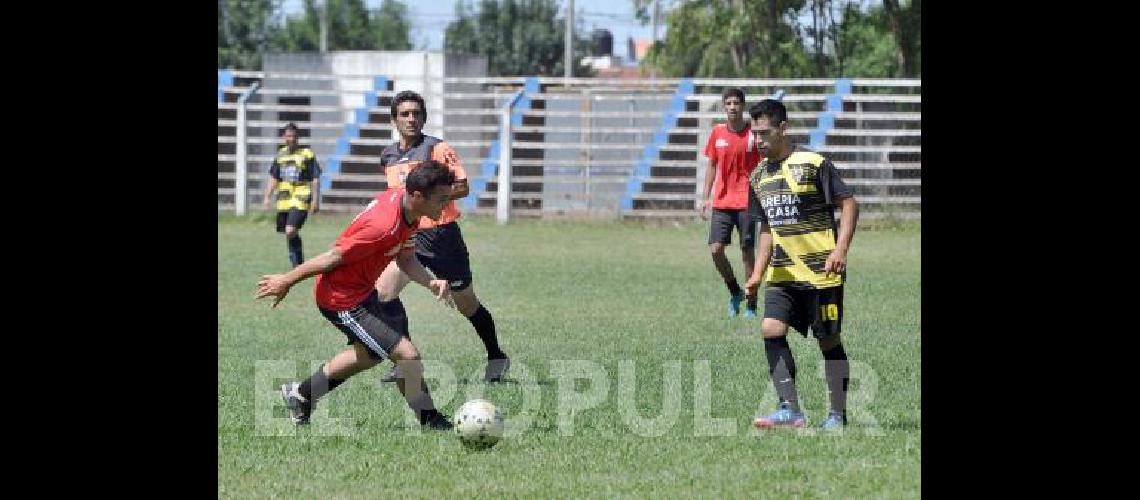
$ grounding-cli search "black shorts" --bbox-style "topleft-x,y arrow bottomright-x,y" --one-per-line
708,208 -> 755,249
276,208 -> 309,233
763,285 -> 844,339
318,291 -> 407,360
414,221 -> 473,291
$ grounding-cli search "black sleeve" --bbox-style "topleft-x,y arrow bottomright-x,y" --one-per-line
748,181 -> 767,225
308,154 -> 321,179
268,159 -> 281,180
819,159 -> 852,205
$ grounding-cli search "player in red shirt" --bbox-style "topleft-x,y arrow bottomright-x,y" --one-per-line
255,161 -> 457,430
700,87 -> 763,318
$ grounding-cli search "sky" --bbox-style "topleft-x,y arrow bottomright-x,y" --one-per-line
281,0 -> 660,63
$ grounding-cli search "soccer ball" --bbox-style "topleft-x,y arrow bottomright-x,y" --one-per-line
454,399 -> 505,450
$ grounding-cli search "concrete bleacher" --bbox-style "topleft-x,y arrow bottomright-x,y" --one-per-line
624,78 -> 920,219
218,72 -> 920,220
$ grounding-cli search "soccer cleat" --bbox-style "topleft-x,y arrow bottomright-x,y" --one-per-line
380,363 -> 399,383
819,411 -> 847,430
422,411 -> 455,431
752,401 -> 806,429
742,308 -> 758,318
728,294 -> 742,317
485,357 -> 511,383
280,382 -> 311,425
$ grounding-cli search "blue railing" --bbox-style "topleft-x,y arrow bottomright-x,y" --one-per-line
809,78 -> 851,149
620,79 -> 694,211
218,70 -> 233,102
462,77 -> 539,212
323,76 -> 389,192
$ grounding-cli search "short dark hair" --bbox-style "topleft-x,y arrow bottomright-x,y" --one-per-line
405,160 -> 454,196
282,122 -> 300,134
722,87 -> 745,102
749,99 -> 788,125
390,90 -> 427,122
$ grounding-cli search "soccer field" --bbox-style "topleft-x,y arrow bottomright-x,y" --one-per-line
218,214 -> 920,498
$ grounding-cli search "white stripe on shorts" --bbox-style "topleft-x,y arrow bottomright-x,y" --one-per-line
337,310 -> 390,359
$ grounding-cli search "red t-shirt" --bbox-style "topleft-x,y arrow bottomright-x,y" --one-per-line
314,188 -> 419,311
703,123 -> 762,209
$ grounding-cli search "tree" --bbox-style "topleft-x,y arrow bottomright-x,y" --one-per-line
635,0 -> 915,78
273,0 -> 412,52
373,0 -> 413,50
833,2 -> 898,78
641,0 -> 809,78
219,0 -> 282,70
444,0 -> 594,77
881,0 -> 920,77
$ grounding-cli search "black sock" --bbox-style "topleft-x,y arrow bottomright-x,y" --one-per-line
392,361 -> 437,422
821,342 -> 850,416
298,364 -> 345,406
418,408 -> 442,424
746,294 -> 758,310
726,279 -> 742,297
468,305 -> 506,359
379,298 -> 410,339
287,235 -> 303,267
763,337 -> 799,410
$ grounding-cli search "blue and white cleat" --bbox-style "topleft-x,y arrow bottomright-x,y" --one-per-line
752,402 -> 806,429
728,294 -> 742,317
818,411 -> 847,430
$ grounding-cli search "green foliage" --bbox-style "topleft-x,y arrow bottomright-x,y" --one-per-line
218,0 -> 280,70
833,2 -> 898,77
373,0 -> 414,51
643,0 -> 809,78
274,0 -> 413,52
219,0 -> 414,70
444,0 -> 595,77
638,0 -> 920,78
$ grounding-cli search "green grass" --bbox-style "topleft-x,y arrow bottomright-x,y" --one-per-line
218,214 -> 920,498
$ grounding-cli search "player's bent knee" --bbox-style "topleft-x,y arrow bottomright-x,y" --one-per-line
374,263 -> 410,301
389,338 -> 420,362
284,226 -> 298,238
761,318 -> 789,338
375,286 -> 399,302
709,243 -> 726,256
451,286 -> 477,307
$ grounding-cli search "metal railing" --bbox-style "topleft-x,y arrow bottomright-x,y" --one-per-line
220,74 -> 921,218
234,81 -> 261,216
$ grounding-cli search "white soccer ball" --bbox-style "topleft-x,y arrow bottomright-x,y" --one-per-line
454,399 -> 505,449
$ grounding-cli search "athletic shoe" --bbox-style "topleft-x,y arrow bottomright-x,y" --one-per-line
752,401 -> 806,429
485,357 -> 511,383
280,382 -> 311,425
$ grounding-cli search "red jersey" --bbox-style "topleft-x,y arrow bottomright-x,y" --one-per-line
314,188 -> 419,311
703,123 -> 762,210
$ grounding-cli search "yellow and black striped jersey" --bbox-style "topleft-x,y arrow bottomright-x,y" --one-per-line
748,148 -> 852,290
269,146 -> 321,211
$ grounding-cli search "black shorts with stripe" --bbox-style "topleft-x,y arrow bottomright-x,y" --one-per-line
318,290 -> 408,360
413,221 -> 473,291
763,285 -> 844,339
